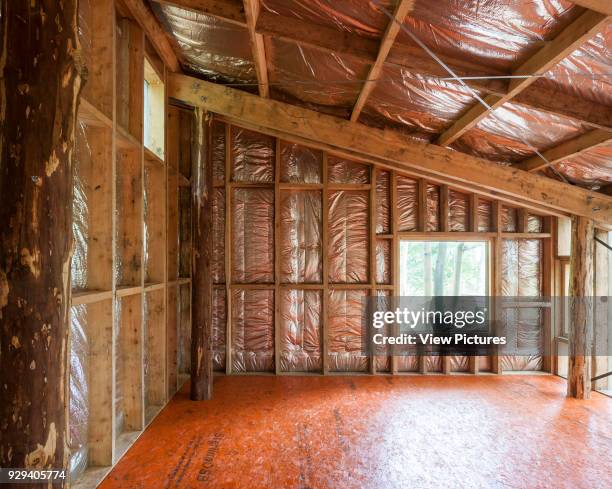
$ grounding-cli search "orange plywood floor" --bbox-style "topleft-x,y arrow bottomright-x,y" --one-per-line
101,375 -> 612,489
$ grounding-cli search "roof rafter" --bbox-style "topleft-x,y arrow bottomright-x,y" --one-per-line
570,1 -> 612,15
349,0 -> 414,122
123,0 -> 181,71
161,0 -> 612,130
254,11 -> 611,131
169,73 -> 612,225
515,129 -> 612,172
436,9 -> 609,146
243,0 -> 269,97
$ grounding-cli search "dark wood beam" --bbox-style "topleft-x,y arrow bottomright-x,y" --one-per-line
0,0 -> 81,480
567,216 -> 594,399
190,110 -> 214,400
169,74 -> 612,225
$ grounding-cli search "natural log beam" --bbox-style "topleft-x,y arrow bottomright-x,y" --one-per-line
190,110 -> 213,400
437,10 -> 609,146
600,184 -> 612,196
515,129 -> 612,172
350,0 -> 413,121
122,0 -> 181,72
169,74 -> 612,225
0,0 -> 81,481
243,0 -> 269,97
570,1 -> 612,15
567,216 -> 594,399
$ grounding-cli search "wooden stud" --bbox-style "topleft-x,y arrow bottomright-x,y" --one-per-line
322,153 -> 330,374
541,217 -> 554,373
491,201 -> 503,374
87,300 -> 114,466
391,171 -> 399,375
593,229 -> 610,390
225,124 -> 233,375
119,293 -> 145,431
516,208 -> 528,234
439,185 -> 449,233
469,194 -> 479,233
417,178 -> 427,232
274,138 -> 281,374
370,168 -> 377,374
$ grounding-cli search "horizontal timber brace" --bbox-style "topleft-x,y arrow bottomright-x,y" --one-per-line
168,73 -> 612,227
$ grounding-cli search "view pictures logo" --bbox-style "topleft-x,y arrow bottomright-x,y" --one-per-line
372,307 -> 487,329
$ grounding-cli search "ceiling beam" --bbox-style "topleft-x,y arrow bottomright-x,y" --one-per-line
122,0 -> 180,72
515,129 -> 612,172
570,1 -> 612,15
169,73 -> 612,225
160,1 -> 611,129
350,0 -> 414,122
436,9 -> 608,146
157,0 -> 247,26
600,184 -> 612,196
243,0 -> 269,97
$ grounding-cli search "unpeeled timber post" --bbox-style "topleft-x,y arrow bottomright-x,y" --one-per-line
190,109 -> 213,400
567,216 -> 594,399
0,0 -> 81,483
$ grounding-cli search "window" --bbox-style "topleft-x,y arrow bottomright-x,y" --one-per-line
400,240 -> 489,296
144,58 -> 164,159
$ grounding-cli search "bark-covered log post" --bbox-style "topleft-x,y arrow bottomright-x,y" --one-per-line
0,0 -> 82,483
190,109 -> 213,400
567,216 -> 594,399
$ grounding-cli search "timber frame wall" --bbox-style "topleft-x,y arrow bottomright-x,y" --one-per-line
70,1 -> 191,486
212,115 -> 556,377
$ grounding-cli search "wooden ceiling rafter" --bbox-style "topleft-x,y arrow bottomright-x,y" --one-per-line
516,129 -> 612,172
122,0 -> 180,71
570,1 -> 612,15
169,74 -> 612,226
162,0 -> 611,131
155,0 -> 611,132
436,9 -> 610,146
243,0 -> 269,97
145,0 -> 612,196
349,0 -> 414,122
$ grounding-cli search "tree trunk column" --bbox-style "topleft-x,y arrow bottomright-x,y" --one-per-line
0,0 -> 81,482
567,216 -> 594,399
190,109 -> 213,401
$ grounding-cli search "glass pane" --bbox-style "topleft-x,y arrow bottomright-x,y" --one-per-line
399,241 -> 488,296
